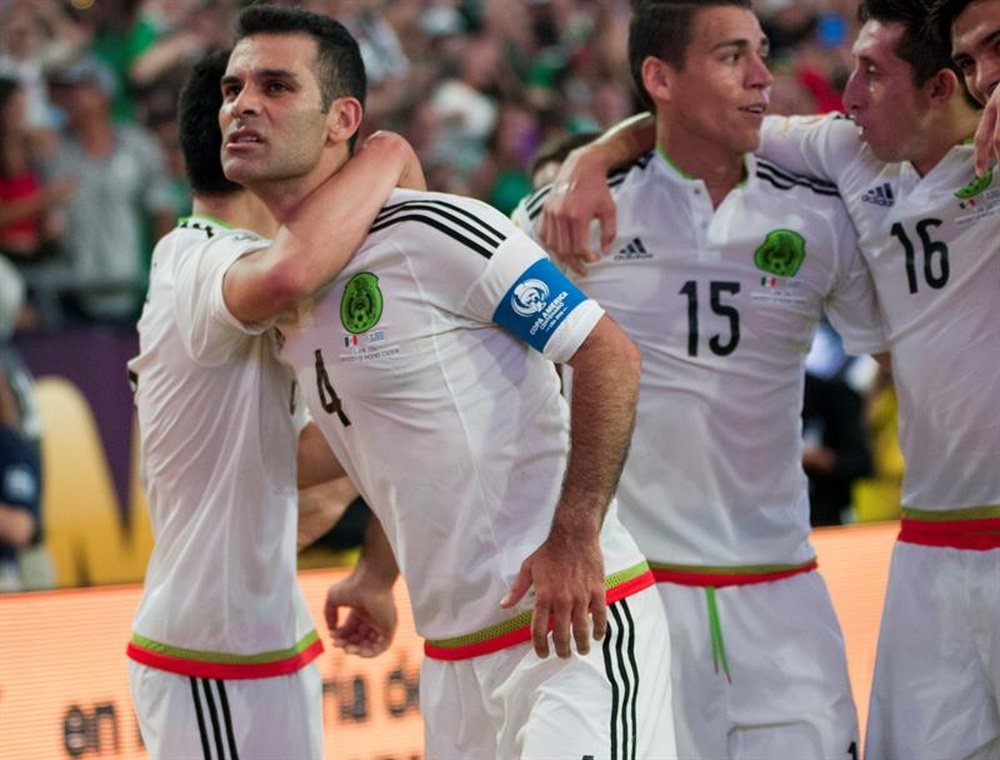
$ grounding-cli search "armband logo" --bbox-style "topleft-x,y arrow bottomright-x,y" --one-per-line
340,272 -> 384,334
753,229 -> 806,277
511,279 -> 550,317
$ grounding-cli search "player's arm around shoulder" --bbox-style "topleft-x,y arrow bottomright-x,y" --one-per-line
223,132 -> 425,324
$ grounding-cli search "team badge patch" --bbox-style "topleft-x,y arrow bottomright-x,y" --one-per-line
955,169 -> 994,200
753,229 -> 806,277
340,272 -> 383,334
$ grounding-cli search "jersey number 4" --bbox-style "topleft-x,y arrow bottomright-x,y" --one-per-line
314,349 -> 351,427
679,280 -> 741,357
891,219 -> 949,294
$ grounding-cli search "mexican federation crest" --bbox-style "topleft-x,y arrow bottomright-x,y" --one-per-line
340,272 -> 383,334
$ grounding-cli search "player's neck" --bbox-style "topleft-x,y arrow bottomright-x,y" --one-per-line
910,100 -> 983,177
658,138 -> 745,208
250,144 -> 351,223
192,191 -> 278,238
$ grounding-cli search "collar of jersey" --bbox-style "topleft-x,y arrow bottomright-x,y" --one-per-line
654,145 -> 754,189
179,213 -> 235,231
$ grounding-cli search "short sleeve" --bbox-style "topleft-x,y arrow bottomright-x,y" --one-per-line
172,232 -> 271,365
759,113 -> 864,184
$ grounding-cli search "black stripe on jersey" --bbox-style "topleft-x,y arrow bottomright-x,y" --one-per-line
189,677 -> 213,759
603,599 -> 640,760
602,629 -> 621,759
622,599 -> 640,760
756,160 -> 839,197
372,199 -> 506,254
524,186 -> 553,219
215,680 -> 240,760
201,678 -> 227,759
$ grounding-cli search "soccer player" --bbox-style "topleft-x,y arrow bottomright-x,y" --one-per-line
126,50 -> 423,759
513,2 -> 885,757
221,5 -> 676,758
932,0 -> 1000,172
538,1 -> 1000,756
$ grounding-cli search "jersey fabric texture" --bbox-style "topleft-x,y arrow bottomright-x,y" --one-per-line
761,113 -> 1000,513
660,574 -> 857,759
127,216 -> 321,680
277,189 -> 648,644
421,586 -> 677,759
128,660 -> 323,760
515,149 -> 884,571
760,112 -> 1000,760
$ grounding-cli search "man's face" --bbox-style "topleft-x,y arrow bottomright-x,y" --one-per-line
843,20 -> 932,163
660,6 -> 773,160
220,33 -> 333,188
951,0 -> 1000,105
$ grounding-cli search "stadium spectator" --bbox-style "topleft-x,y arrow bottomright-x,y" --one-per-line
44,55 -> 175,326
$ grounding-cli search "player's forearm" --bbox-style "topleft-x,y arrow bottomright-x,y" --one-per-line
353,516 -> 399,590
554,316 -> 641,539
297,421 -> 346,489
580,112 -> 656,171
225,133 -> 424,322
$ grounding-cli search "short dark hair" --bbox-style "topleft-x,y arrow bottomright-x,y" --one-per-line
235,4 -> 366,112
178,49 -> 241,196
927,0 -> 976,51
628,0 -> 753,109
858,0 -> 957,87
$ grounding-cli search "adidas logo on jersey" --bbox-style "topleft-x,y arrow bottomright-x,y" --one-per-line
613,237 -> 652,261
861,183 -> 895,207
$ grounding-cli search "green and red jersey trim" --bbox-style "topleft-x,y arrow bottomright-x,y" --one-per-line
126,630 -> 323,680
649,558 -> 817,587
423,562 -> 653,661
899,506 -> 1000,550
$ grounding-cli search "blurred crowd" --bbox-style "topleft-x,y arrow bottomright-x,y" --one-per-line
0,0 -> 867,329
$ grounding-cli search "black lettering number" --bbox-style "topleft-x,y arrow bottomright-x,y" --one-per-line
891,219 -> 949,294
848,740 -> 858,759
314,349 -> 351,426
679,280 -> 741,357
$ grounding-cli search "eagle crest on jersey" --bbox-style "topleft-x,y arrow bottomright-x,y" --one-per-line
754,229 -> 806,277
340,272 -> 383,334
954,169 -> 994,200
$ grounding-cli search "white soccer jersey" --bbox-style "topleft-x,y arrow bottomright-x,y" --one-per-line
127,216 -> 321,677
515,151 -> 885,569
278,189 -> 648,643
761,114 -> 1000,511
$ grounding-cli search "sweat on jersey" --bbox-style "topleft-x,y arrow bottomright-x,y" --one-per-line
127,217 -> 321,679
277,189 -> 652,654
514,150 -> 885,579
760,114 -> 1000,528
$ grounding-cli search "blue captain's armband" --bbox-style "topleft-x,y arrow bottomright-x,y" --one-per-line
492,258 -> 588,351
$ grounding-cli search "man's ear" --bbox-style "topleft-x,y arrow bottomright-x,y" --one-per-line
927,67 -> 960,106
642,56 -> 674,105
327,96 -> 364,144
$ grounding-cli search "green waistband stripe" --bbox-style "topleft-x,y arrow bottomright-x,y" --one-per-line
902,506 -> 1000,521
649,559 -> 816,575
130,630 -> 319,665
428,561 -> 650,649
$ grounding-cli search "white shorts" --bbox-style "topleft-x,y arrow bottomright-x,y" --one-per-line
420,585 -> 676,759
866,542 -> 1000,760
661,572 -> 858,759
128,660 -> 323,759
